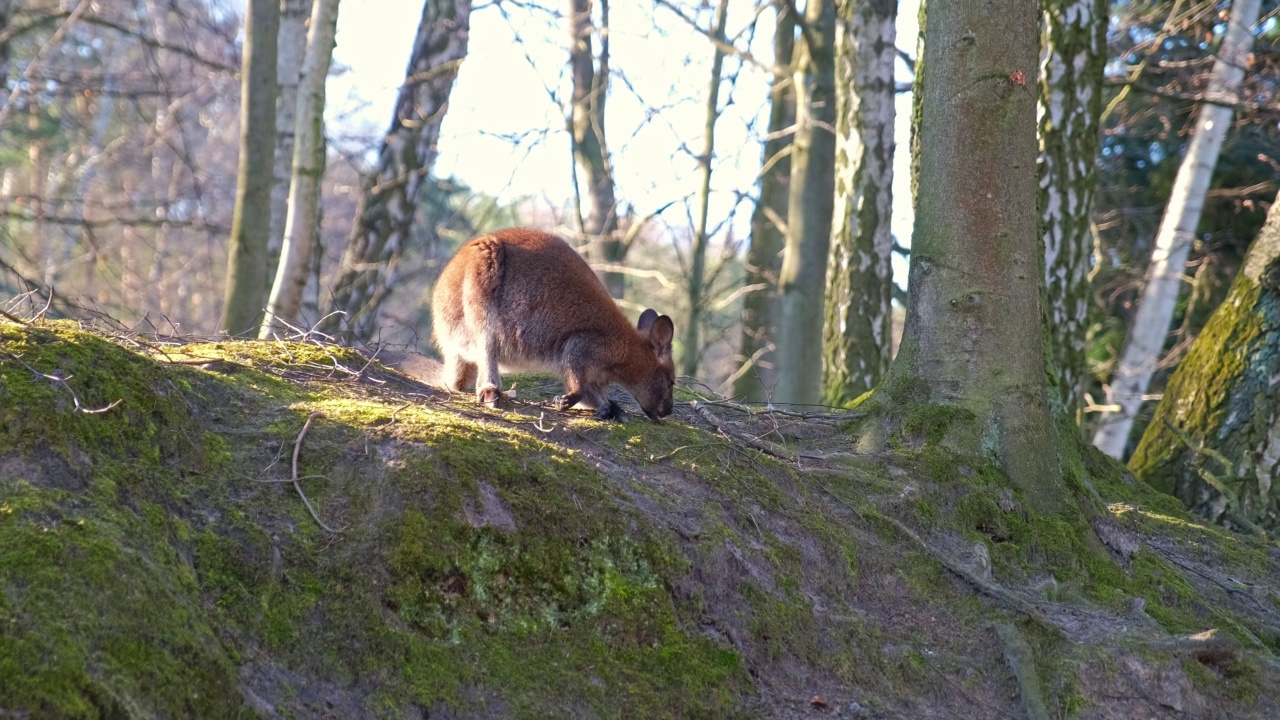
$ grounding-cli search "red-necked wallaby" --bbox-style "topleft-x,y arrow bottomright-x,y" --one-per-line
431,227 -> 676,421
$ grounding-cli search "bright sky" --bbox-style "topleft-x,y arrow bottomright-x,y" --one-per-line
320,0 -> 919,277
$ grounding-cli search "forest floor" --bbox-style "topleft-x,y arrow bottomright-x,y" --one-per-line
2,319 -> 1279,718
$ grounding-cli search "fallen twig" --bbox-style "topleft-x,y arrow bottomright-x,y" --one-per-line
291,412 -> 341,534
0,309 -> 29,325
690,400 -> 797,463
1,350 -> 123,413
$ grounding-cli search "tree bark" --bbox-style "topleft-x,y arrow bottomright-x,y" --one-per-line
267,0 -> 315,286
1130,189 -> 1280,533
0,0 -> 13,113
773,0 -> 837,407
680,0 -> 730,379
734,1 -> 795,402
220,0 -> 281,336
1092,0 -> 1263,458
323,0 -> 472,342
260,0 -> 339,339
879,0 -> 1063,512
568,0 -> 623,298
821,0 -> 896,406
1038,0 -> 1107,419
62,36 -> 118,290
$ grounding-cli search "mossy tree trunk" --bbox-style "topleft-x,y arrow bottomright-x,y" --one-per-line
821,0 -> 896,406
734,1 -> 794,402
1038,0 -> 1106,418
220,0 -> 280,336
1130,189 -> 1280,533
1091,0 -> 1263,458
322,0 -> 472,342
260,0 -> 340,338
680,0 -> 730,379
773,0 -> 836,407
569,0 -> 623,299
878,0 -> 1064,512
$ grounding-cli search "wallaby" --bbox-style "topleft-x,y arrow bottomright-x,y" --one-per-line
431,227 -> 676,421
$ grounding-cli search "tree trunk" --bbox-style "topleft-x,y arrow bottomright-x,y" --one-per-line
773,0 -> 837,407
821,0 -> 896,406
1091,0 -> 1262,458
680,0 -> 730,379
323,0 -> 472,342
267,0 -> 315,286
1038,0 -> 1107,419
63,37 -> 118,289
260,0 -> 340,338
220,0 -> 281,336
1130,189 -> 1280,533
0,0 -> 13,114
568,0 -> 622,298
878,0 -> 1063,512
733,1 -> 795,402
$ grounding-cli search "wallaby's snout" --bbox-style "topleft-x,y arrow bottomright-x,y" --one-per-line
629,308 -> 675,422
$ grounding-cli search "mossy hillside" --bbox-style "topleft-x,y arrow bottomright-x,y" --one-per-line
0,324 -> 247,717
4,323 -> 1279,717
0,325 -> 760,717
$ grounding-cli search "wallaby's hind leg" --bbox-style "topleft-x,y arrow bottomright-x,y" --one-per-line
474,337 -> 503,408
442,355 -> 477,393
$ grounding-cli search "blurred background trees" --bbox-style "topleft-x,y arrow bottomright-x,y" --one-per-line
2,0 -> 1279,530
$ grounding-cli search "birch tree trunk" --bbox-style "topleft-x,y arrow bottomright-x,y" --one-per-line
821,0 -> 896,406
680,0 -> 729,379
220,0 -> 280,336
568,0 -> 622,298
323,0 -> 472,342
267,0 -> 315,284
734,1 -> 795,402
260,0 -> 339,338
1129,189 -> 1280,533
1092,0 -> 1263,458
772,0 -> 837,407
1038,0 -> 1107,418
878,0 -> 1063,511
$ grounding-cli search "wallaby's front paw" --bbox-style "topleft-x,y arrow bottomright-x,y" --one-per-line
477,385 -> 502,408
594,400 -> 624,422
553,392 -> 584,412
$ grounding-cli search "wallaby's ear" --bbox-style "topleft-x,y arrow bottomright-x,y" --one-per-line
648,315 -> 674,358
637,308 -> 659,332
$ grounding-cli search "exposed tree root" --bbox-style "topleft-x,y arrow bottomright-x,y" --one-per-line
995,622 -> 1050,720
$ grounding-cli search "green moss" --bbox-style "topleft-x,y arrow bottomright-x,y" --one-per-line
0,482 -> 244,718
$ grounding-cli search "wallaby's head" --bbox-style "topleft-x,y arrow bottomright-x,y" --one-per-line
630,309 -> 676,421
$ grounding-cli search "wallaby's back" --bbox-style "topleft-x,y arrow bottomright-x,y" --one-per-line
431,227 -> 676,420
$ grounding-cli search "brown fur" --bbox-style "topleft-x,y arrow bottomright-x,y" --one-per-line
431,227 -> 676,421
